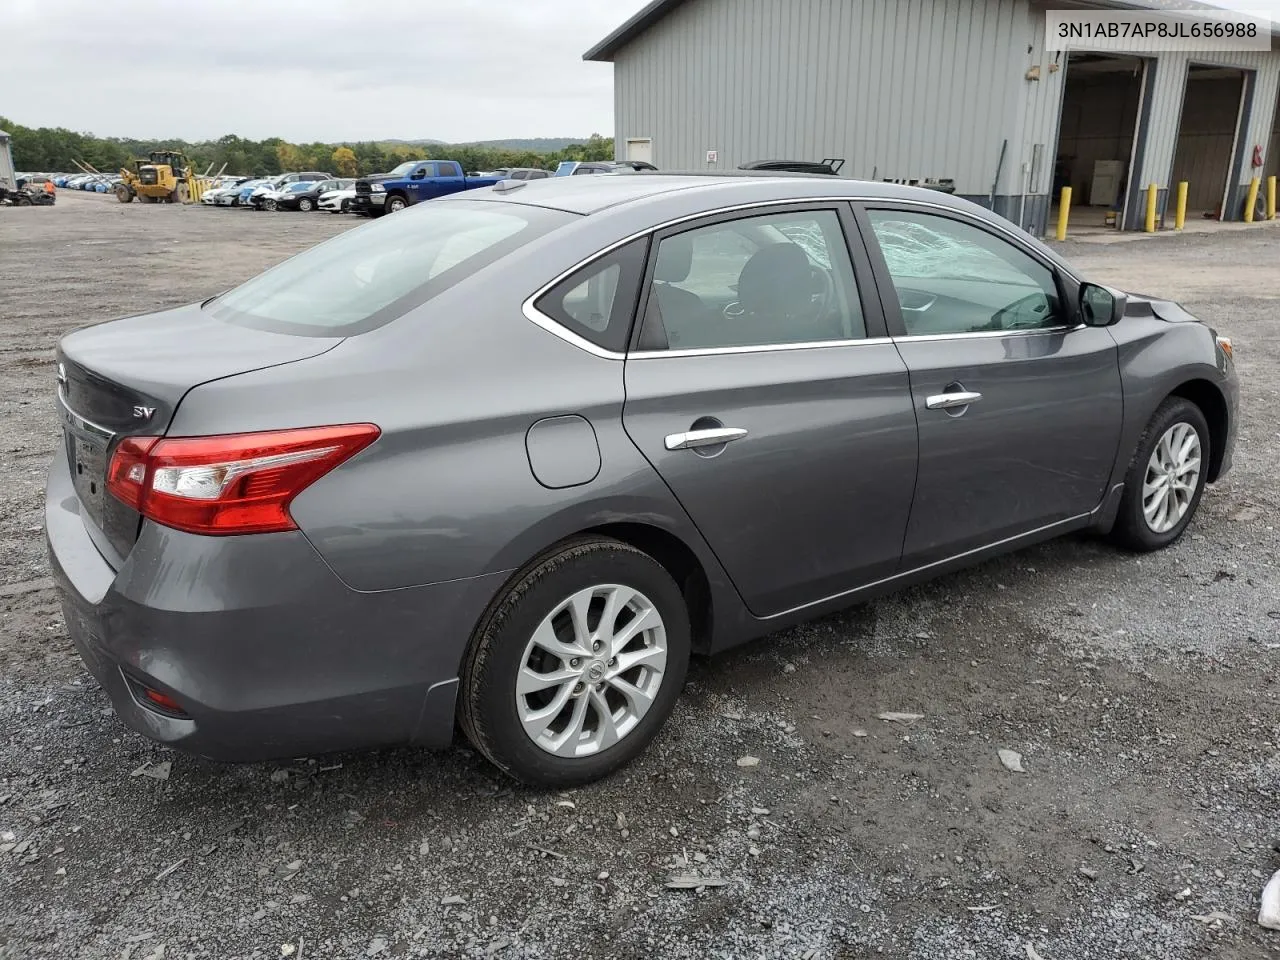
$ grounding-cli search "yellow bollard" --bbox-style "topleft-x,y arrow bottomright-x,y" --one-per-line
1145,183 -> 1158,233
1056,186 -> 1072,241
1175,181 -> 1188,230
1244,176 -> 1260,222
1268,175 -> 1277,221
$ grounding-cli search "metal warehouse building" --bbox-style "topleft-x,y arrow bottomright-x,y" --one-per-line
586,0 -> 1280,235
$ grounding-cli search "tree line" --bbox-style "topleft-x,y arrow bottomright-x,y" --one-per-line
0,118 -> 615,176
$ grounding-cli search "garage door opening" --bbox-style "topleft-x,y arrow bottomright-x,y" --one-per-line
1265,85 -> 1279,188
1170,65 -> 1249,222
1051,53 -> 1149,233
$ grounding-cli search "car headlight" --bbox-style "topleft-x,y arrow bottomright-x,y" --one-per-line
370,183 -> 384,192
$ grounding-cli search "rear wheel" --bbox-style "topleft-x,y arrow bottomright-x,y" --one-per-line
459,537 -> 690,787
1110,397 -> 1210,551
340,198 -> 350,213
298,197 -> 314,212
171,183 -> 189,204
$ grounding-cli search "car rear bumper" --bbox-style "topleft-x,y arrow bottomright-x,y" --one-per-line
45,442 -> 509,762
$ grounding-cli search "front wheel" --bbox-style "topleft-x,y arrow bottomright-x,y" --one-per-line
114,184 -> 133,203
459,538 -> 690,787
1110,397 -> 1210,551
298,197 -> 314,212
385,194 -> 407,214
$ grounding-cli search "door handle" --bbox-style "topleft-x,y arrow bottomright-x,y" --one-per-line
664,427 -> 748,451
925,391 -> 983,410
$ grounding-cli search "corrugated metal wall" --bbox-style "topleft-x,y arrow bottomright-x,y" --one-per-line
612,0 -> 1031,194
610,0 -> 1280,229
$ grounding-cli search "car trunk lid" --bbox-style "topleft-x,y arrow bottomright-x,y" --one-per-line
56,303 -> 342,566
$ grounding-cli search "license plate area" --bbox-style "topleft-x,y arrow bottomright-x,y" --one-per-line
67,431 -> 108,525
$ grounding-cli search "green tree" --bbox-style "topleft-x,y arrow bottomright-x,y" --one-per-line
331,146 -> 358,177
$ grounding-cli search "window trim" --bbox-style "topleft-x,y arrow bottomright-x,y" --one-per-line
520,196 -> 1085,360
852,201 -> 1082,341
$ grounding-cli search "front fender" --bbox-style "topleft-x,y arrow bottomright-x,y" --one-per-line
1109,315 -> 1234,487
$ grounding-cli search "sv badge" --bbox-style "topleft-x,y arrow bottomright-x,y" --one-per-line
132,405 -> 156,420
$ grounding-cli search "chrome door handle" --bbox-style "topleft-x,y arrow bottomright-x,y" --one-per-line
664,427 -> 748,451
925,391 -> 983,410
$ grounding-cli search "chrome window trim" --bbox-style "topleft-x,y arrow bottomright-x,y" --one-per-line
889,323 -> 1085,344
520,195 -> 1084,360
630,337 -> 894,360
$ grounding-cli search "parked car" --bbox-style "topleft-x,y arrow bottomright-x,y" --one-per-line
274,178 -> 352,212
350,160 -> 503,216
232,179 -> 272,207
318,184 -> 356,214
505,167 -> 552,180
246,172 -> 332,210
47,174 -> 1237,787
554,160 -> 656,176
200,177 -> 252,205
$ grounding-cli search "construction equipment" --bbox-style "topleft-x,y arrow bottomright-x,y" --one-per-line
114,150 -> 203,204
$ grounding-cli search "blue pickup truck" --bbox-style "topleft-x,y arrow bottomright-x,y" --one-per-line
350,160 -> 503,216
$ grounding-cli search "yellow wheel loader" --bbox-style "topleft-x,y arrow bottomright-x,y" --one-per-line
115,151 -> 201,204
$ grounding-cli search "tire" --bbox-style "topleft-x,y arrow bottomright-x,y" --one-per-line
459,537 -> 691,787
298,197 -> 314,212
1110,397 -> 1211,552
385,194 -> 407,213
115,184 -> 133,203
340,199 -> 350,213
264,198 -> 277,212
14,194 -> 31,206
171,183 -> 189,204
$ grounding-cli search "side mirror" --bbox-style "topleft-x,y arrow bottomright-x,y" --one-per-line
1079,282 -> 1126,327
411,169 -> 426,180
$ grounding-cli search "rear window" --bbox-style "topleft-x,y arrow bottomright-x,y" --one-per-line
206,200 -> 575,336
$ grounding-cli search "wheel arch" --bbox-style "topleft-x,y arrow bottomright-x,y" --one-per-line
584,522 -> 713,655
1167,378 -> 1229,481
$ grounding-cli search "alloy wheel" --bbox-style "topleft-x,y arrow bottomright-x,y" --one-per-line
1142,421 -> 1201,533
516,584 -> 667,758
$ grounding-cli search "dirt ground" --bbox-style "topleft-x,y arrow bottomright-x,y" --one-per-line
0,190 -> 1277,960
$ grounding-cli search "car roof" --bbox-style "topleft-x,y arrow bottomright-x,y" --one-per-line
460,172 -> 967,217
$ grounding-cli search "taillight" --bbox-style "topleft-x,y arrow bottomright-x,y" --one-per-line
106,424 -> 379,535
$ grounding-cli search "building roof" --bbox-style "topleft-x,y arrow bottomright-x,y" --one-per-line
584,0 -> 1247,62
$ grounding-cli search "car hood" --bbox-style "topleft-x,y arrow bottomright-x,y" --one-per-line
358,173 -> 401,185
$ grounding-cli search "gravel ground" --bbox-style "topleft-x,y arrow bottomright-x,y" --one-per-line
1,191 -> 1277,960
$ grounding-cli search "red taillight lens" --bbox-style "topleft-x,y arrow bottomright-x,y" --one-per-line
106,424 -> 379,535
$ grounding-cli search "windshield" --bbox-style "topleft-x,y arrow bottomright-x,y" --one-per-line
287,182 -> 312,192
206,199 -> 575,336
387,162 -> 419,177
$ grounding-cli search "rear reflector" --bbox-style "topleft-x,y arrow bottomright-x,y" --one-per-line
143,688 -> 185,714
106,424 -> 379,535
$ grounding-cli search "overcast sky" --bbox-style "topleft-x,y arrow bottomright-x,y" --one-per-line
3,0 -> 1278,144
1,0 -> 650,143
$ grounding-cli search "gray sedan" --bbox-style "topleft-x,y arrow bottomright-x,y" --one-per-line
46,174 -> 1238,785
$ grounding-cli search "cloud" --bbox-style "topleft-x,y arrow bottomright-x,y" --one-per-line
1,0 -> 645,142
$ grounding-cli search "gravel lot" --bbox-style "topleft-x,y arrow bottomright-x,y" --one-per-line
1,190 -> 1277,960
